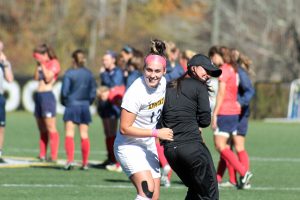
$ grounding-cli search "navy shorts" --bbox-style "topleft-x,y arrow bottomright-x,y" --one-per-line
0,95 -> 6,127
63,105 -> 91,125
237,108 -> 249,136
34,91 -> 56,118
214,115 -> 239,138
97,100 -> 120,119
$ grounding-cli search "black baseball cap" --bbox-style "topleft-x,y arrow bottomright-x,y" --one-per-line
187,54 -> 222,77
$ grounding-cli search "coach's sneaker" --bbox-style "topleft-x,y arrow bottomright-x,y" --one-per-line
106,163 -> 122,172
64,162 -> 75,170
239,171 -> 253,189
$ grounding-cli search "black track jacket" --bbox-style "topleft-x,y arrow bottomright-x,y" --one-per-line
160,78 -> 211,147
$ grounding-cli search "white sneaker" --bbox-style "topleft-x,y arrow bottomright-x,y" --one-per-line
239,171 -> 253,189
242,183 -> 251,190
218,181 -> 236,188
160,175 -> 171,187
64,162 -> 75,170
106,163 -> 122,172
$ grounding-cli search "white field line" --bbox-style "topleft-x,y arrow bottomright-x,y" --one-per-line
7,148 -> 300,162
250,157 -> 300,162
1,184 -> 300,192
7,148 -> 106,155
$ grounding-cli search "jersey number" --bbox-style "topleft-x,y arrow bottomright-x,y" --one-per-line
150,109 -> 161,123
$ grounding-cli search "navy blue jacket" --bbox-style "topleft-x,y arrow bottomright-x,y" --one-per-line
126,70 -> 142,89
165,61 -> 185,82
100,67 -> 124,88
61,67 -> 97,106
238,66 -> 255,116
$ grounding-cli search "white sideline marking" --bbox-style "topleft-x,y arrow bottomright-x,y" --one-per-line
250,157 -> 300,163
7,148 -> 300,162
1,184 -> 300,192
8,149 -> 106,155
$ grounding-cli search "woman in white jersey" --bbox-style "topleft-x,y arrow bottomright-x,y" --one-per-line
114,39 -> 173,200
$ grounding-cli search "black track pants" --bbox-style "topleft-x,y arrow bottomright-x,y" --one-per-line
164,141 -> 219,200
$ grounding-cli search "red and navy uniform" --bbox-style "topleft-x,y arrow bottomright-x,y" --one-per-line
34,59 -> 60,118
98,66 -> 124,118
61,66 -> 97,124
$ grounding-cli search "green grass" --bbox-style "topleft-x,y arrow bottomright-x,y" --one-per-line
0,112 -> 300,199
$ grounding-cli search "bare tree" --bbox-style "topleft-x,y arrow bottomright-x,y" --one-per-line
211,0 -> 221,45
119,0 -> 128,32
88,0 -> 107,66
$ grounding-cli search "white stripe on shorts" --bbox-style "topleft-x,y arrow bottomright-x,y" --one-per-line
214,128 -> 230,138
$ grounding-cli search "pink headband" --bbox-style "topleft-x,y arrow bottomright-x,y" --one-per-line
145,54 -> 166,68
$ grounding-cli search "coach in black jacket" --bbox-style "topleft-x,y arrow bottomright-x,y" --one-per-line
160,54 -> 221,200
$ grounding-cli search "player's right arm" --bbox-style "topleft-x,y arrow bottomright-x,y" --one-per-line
119,108 -> 173,141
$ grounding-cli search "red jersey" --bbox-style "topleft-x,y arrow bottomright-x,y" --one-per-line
218,63 -> 241,115
45,59 -> 60,80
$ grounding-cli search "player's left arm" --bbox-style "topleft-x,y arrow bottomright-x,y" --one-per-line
89,74 -> 97,105
238,70 -> 255,106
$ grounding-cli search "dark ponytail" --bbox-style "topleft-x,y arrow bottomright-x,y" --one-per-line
72,49 -> 86,67
149,39 -> 166,57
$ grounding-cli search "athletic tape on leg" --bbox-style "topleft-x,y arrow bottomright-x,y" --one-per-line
141,181 -> 154,199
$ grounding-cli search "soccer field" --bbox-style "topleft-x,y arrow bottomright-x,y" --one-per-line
0,112 -> 299,200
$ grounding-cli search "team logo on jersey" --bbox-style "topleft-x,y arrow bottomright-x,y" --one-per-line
148,97 -> 165,109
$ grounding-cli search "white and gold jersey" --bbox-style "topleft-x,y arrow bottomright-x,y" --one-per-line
115,76 -> 166,146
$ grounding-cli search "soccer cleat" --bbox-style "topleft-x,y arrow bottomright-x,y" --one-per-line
243,183 -> 251,190
105,163 -> 122,172
64,162 -> 75,170
0,157 -> 5,163
37,156 -> 46,162
239,171 -> 253,189
160,175 -> 171,187
47,158 -> 57,164
80,165 -> 89,171
218,181 -> 237,188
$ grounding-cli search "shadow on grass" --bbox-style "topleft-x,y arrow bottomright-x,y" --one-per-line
172,180 -> 184,185
30,165 -> 64,170
88,163 -> 108,169
104,179 -> 131,183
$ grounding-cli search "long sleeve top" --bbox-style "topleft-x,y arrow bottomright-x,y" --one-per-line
61,67 -> 97,106
160,78 -> 211,147
238,66 -> 255,116
100,67 -> 124,88
164,61 -> 185,82
126,70 -> 142,89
